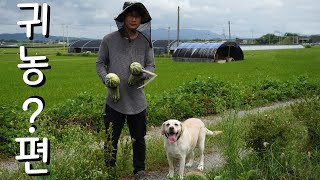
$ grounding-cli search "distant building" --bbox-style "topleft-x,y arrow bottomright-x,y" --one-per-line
152,40 -> 175,55
298,36 -> 310,44
310,35 -> 320,44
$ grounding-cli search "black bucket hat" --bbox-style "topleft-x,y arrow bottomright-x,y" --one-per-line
114,1 -> 152,24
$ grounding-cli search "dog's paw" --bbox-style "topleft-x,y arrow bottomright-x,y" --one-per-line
197,164 -> 204,171
186,162 -> 193,167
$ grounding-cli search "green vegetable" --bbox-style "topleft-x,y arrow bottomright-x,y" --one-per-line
130,62 -> 143,75
105,73 -> 120,88
128,62 -> 143,86
105,73 -> 120,102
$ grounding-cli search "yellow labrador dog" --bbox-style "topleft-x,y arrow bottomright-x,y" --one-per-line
161,118 -> 222,179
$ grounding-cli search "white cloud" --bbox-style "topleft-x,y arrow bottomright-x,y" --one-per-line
1,0 -> 319,39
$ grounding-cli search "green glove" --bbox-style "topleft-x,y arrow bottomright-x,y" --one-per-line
105,73 -> 120,102
128,62 -> 144,86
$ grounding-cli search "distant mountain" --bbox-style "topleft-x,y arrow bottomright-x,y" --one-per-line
151,28 -> 225,40
0,33 -> 84,42
0,29 -> 225,42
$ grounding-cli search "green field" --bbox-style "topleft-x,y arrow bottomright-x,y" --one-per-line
1,46 -> 320,179
1,46 -> 320,108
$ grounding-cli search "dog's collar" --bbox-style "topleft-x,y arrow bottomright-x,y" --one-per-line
176,133 -> 181,141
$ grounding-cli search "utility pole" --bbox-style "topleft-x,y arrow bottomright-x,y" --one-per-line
228,21 -> 231,41
168,26 -> 170,54
222,28 -> 226,40
251,29 -> 254,44
269,34 -> 271,45
66,25 -> 69,47
279,31 -> 281,45
177,6 -> 180,47
62,24 -> 65,48
292,35 -> 295,44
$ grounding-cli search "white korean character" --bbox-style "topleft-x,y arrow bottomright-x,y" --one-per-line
17,46 -> 48,69
15,137 -> 49,175
17,3 -> 49,39
17,46 -> 49,86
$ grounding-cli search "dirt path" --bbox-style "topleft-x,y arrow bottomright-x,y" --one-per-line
142,147 -> 224,180
0,100 -> 298,179
0,158 -> 18,172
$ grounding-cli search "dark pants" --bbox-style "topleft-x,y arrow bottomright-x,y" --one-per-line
103,104 -> 146,174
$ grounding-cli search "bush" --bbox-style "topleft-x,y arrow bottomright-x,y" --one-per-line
0,91 -> 104,157
303,44 -> 312,48
42,126 -> 108,179
291,96 -> 320,149
245,75 -> 317,107
0,125 -> 111,179
244,110 -> 309,178
0,106 -> 30,158
42,91 -> 105,132
245,110 -> 308,155
147,77 -> 244,125
1,76 -> 319,157
147,75 -> 318,126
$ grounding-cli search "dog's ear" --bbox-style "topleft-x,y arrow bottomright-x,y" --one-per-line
161,122 -> 166,135
180,122 -> 184,135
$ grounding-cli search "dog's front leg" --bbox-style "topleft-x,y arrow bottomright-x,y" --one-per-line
178,154 -> 186,179
166,153 -> 174,177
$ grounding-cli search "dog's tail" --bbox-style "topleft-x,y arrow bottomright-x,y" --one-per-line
206,129 -> 223,136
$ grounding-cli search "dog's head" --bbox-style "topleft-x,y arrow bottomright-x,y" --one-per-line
161,119 -> 183,144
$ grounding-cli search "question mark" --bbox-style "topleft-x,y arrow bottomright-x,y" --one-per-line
22,97 -> 44,133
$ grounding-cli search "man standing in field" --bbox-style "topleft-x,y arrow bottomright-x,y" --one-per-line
96,1 -> 154,179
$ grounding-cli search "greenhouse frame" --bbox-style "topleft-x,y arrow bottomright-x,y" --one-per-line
172,42 -> 244,62
68,40 -> 101,53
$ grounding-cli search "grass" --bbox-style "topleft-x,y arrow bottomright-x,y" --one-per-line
1,46 -> 320,179
0,52 -> 103,109
3,97 -> 319,179
205,96 -> 320,179
1,47 -> 320,109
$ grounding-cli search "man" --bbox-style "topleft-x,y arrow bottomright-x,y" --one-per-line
96,1 -> 154,179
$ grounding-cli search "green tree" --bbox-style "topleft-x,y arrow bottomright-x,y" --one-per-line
282,32 -> 299,44
255,34 -> 279,45
282,36 -> 297,44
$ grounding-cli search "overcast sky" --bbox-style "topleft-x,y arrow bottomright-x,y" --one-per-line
1,0 -> 319,39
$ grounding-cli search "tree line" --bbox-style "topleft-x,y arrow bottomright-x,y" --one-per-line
255,32 -> 310,45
